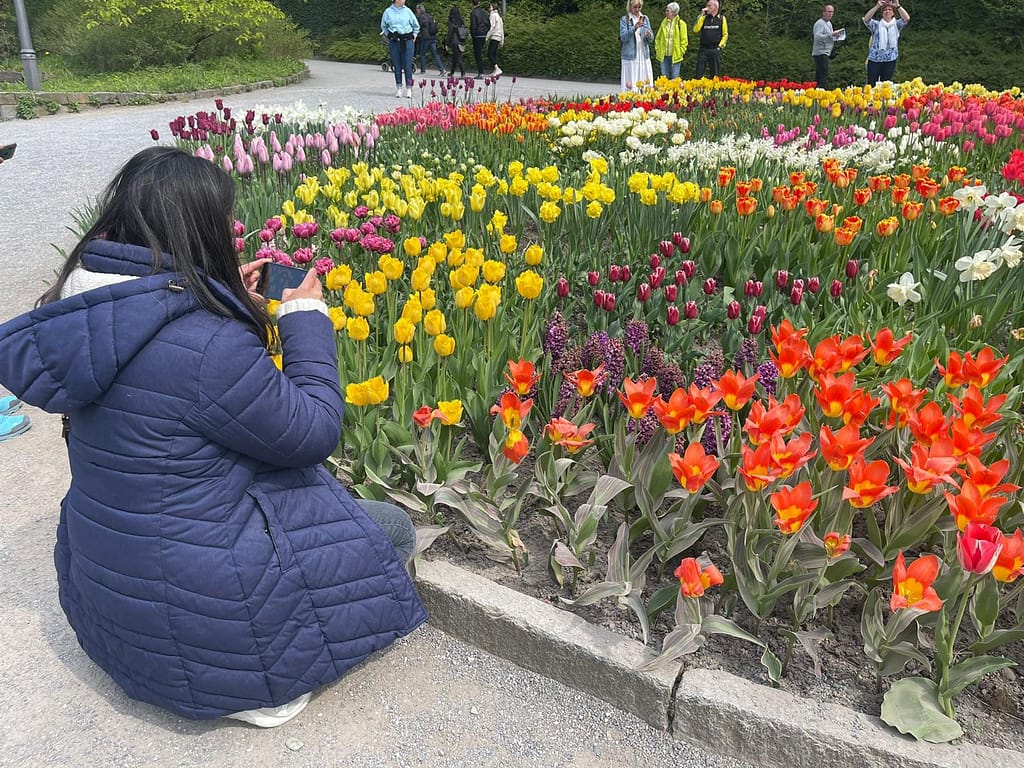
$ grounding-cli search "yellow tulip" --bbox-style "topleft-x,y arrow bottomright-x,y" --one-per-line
345,376 -> 389,406
364,270 -> 388,295
516,270 -> 543,300
378,255 -> 404,281
419,287 -> 437,310
326,264 -> 352,291
464,248 -> 484,268
411,267 -> 432,293
424,309 -> 446,336
435,399 -> 463,425
499,234 -> 517,254
455,286 -> 476,309
346,316 -> 370,341
328,306 -> 347,331
402,295 -> 423,324
281,200 -> 296,219
428,241 -> 447,264
397,344 -> 413,364
477,283 -> 501,306
482,260 -> 507,283
447,247 -> 465,268
404,237 -> 422,257
444,229 -> 466,250
393,317 -> 416,344
524,244 -> 543,266
473,296 -> 497,321
433,333 -> 456,357
470,185 -> 487,213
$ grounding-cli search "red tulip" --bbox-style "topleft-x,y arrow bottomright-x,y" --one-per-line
603,293 -> 616,311
727,300 -> 741,319
666,305 -> 680,325
845,259 -> 859,279
587,271 -> 600,286
556,277 -> 570,297
684,300 -> 698,319
830,279 -> 843,298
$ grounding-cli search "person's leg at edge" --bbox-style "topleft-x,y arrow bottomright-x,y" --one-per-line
814,54 -> 829,88
879,58 -> 897,82
709,49 -> 720,78
487,39 -> 499,73
360,500 -> 417,565
670,60 -> 681,79
431,41 -> 445,72
390,39 -> 404,94
473,37 -> 485,75
695,49 -> 707,78
866,58 -> 882,84
403,39 -> 415,95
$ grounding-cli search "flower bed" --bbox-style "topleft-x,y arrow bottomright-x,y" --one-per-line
154,76 -> 1024,745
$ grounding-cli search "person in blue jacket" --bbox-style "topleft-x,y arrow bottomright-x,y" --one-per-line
382,0 -> 421,98
0,147 -> 427,728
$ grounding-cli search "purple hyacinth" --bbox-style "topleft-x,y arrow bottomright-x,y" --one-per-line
552,379 -> 575,419
543,312 -> 569,363
700,413 -> 733,457
623,319 -> 649,355
603,339 -> 626,394
693,349 -> 724,390
641,346 -> 665,378
657,362 -> 686,394
628,410 -> 660,447
757,359 -> 779,398
582,331 -> 610,369
557,344 -> 584,375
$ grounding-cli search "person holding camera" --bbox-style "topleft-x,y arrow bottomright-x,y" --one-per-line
0,146 -> 427,726
620,0 -> 654,91
655,2 -> 689,80
812,4 -> 843,88
382,0 -> 421,98
694,0 -> 728,79
863,0 -> 909,84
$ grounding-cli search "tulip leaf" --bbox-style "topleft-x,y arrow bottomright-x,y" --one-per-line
646,584 -> 680,621
969,576 -> 999,638
970,627 -> 1024,655
637,623 -> 704,671
942,655 -> 1017,700
412,525 -> 449,559
561,581 -> 625,607
880,677 -> 963,743
701,614 -> 765,648
811,580 -> 856,612
760,647 -> 782,684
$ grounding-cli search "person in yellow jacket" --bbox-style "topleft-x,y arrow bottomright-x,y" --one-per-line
654,2 -> 688,79
694,0 -> 728,78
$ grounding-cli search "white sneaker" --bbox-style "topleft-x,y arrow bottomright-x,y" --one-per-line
492,66 -> 502,76
396,88 -> 403,98
225,692 -> 311,728
405,87 -> 412,98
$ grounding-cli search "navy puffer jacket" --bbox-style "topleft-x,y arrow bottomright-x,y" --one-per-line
0,240 -> 427,719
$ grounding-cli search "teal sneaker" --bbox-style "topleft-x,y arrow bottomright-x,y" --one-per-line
0,395 -> 21,415
0,414 -> 31,442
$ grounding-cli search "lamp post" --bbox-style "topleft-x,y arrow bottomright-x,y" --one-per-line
12,0 -> 42,92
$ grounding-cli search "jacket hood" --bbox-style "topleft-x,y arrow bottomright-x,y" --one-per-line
0,240 -> 248,413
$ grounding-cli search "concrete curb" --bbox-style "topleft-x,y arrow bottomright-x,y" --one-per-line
416,559 -> 1024,768
0,68 -> 309,121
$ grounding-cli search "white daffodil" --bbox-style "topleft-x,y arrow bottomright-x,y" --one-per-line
995,237 -> 1022,268
952,184 -> 988,214
997,201 -> 1024,236
886,272 -> 922,305
954,249 -> 1000,282
981,191 -> 1019,220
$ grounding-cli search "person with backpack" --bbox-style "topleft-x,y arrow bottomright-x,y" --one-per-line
655,2 -> 688,80
469,0 -> 490,78
446,6 -> 469,77
416,4 -> 447,75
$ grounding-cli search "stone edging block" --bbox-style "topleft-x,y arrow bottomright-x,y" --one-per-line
418,559 -> 1024,768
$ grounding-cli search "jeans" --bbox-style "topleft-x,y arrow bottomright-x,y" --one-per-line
360,499 -> 416,564
813,53 -> 830,88
661,56 -> 681,79
418,39 -> 445,73
472,36 -> 487,75
866,58 -> 897,84
695,47 -> 720,78
388,38 -> 415,87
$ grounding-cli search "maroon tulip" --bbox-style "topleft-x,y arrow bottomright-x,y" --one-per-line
609,264 -> 622,282
587,270 -> 600,286
666,305 -> 681,325
675,269 -> 688,286
556,277 -> 570,298
593,289 -> 605,307
753,304 -> 767,318
681,260 -> 696,279
664,284 -> 678,302
621,265 -> 632,282
650,253 -> 662,269
727,300 -> 741,319
215,98 -> 224,110
845,259 -> 859,279
748,314 -> 764,333
672,232 -> 691,253
658,241 -> 674,259
150,129 -> 160,141
793,278 -> 805,292
703,278 -> 717,295
650,266 -> 666,288
684,300 -> 699,319
603,293 -> 617,312
830,279 -> 843,298
743,279 -> 757,297
790,286 -> 804,305
807,276 -> 821,293
775,270 -> 789,289
223,107 -> 232,121
637,282 -> 652,302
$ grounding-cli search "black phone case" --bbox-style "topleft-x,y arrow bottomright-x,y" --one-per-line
258,262 -> 308,300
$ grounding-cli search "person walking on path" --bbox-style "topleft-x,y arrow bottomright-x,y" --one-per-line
469,0 -> 490,77
863,0 -> 909,84
620,0 -> 654,91
446,6 -> 469,77
0,146 -> 427,727
382,0 -> 421,98
812,4 -> 843,88
655,2 -> 688,80
485,2 -> 505,77
416,3 -> 447,75
694,0 -> 728,79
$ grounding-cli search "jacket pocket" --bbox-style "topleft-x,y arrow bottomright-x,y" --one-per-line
246,488 -> 297,573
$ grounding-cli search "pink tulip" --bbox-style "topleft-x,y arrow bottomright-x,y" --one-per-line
958,523 -> 1003,575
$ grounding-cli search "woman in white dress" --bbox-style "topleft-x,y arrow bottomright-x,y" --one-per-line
620,0 -> 654,91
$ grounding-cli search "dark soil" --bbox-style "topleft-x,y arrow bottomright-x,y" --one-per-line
421,509 -> 1024,754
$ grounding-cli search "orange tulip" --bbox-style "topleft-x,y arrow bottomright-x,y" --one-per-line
789,171 -> 806,185
890,552 -> 943,612
937,196 -> 960,215
841,389 -> 880,428
833,226 -> 857,246
770,319 -> 808,347
736,196 -> 758,216
804,197 -> 828,218
842,216 -> 863,234
875,216 -> 899,237
901,201 -> 924,221
735,180 -> 754,197
881,378 -> 925,428
947,385 -> 1005,429
618,377 -> 658,419
890,186 -> 910,204
869,328 -> 913,366
743,394 -> 805,446
842,457 -> 898,508
687,384 -> 723,424
769,431 -> 816,478
868,174 -> 892,191
893,173 -> 912,189
771,336 -> 811,379
717,166 -> 736,187
543,417 -> 596,453
739,441 -> 783,491
814,372 -> 858,419
911,164 -> 931,181
958,455 -> 1020,498
819,423 -> 873,471
945,480 -> 1008,531
709,199 -> 724,215
565,364 -> 607,398
669,442 -> 721,493
853,187 -> 872,206
907,401 -> 950,446
915,177 -> 939,199
946,166 -> 966,183
823,531 -> 852,558
770,481 -> 818,534
893,439 -> 959,494
503,428 -> 530,464
674,557 -> 724,597
962,347 -> 1008,388
936,350 -> 968,388
713,370 -> 759,410
949,418 -> 997,460
491,391 -> 533,430
815,213 -> 835,233
505,358 -> 540,395
992,529 -> 1024,583
653,388 -> 694,434
413,406 -> 436,428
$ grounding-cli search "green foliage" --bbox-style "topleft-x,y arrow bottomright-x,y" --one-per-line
36,0 -> 311,70
15,95 -> 39,119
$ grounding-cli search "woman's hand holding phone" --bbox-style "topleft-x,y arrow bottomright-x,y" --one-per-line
239,258 -> 271,299
280,268 -> 323,303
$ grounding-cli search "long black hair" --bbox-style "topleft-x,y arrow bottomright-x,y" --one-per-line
39,146 -> 272,347
449,5 -> 464,26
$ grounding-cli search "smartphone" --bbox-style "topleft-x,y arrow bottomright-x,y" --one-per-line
0,143 -> 16,161
257,262 -> 308,301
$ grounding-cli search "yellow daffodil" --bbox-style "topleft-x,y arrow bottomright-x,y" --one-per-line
586,201 -> 603,218
539,201 -> 561,223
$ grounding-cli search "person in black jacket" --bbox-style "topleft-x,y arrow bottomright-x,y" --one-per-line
416,4 -> 447,75
446,6 -> 468,77
694,0 -> 728,78
469,0 -> 490,77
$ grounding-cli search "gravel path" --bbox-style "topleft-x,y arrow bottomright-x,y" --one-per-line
0,60 -> 751,767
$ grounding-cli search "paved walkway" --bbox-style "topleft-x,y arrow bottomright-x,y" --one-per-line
0,60 -> 749,768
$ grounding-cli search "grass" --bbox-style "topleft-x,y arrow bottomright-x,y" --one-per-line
0,56 -> 306,94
